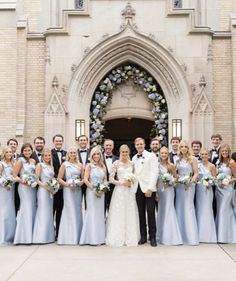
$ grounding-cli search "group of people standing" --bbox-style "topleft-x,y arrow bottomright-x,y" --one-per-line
0,133 -> 236,247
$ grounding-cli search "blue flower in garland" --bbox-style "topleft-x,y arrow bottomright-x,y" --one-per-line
90,65 -> 168,146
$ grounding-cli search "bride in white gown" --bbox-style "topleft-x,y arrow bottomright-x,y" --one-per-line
106,144 -> 140,247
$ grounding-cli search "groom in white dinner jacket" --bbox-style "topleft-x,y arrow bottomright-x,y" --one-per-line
132,137 -> 159,247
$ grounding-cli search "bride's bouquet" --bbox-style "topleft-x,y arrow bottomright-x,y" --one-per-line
176,173 -> 193,190
216,173 -> 231,188
123,173 -> 136,187
160,172 -> 175,189
21,172 -> 38,188
93,181 -> 110,198
45,178 -> 60,195
0,175 -> 15,191
67,175 -> 83,189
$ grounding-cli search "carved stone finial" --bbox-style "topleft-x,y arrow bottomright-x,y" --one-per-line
121,2 -> 136,19
199,75 -> 206,87
52,76 -> 59,88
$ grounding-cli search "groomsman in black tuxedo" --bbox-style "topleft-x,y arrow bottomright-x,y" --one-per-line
7,138 -> 20,215
150,138 -> 160,159
32,136 -> 45,164
209,134 -> 222,166
191,140 -> 202,163
169,137 -> 181,164
77,135 -> 90,209
209,133 -> 222,217
103,139 -> 118,214
51,134 -> 67,239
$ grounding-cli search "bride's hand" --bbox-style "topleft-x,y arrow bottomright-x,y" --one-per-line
122,180 -> 131,187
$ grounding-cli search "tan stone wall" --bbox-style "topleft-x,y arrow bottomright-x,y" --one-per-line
232,25 -> 236,149
212,37 -> 233,146
25,38 -> 46,143
0,28 -> 17,147
217,0 -> 234,31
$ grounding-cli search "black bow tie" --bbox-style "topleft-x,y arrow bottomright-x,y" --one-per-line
80,150 -> 87,153
172,153 -> 177,156
56,150 -> 62,153
38,153 -> 42,157
212,149 -> 217,152
105,155 -> 112,159
194,154 -> 200,159
137,154 -> 143,158
156,154 -> 159,158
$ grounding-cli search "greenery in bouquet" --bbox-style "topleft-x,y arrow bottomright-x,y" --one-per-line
0,175 -> 15,191
93,181 -> 110,198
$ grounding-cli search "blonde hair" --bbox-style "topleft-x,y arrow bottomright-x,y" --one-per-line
159,146 -> 173,174
89,146 -> 106,170
119,144 -> 130,153
1,146 -> 14,164
66,146 -> 81,167
41,148 -> 53,168
177,140 -> 193,164
219,144 -> 231,167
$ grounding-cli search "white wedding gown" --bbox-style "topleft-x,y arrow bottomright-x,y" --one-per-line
106,160 -> 140,246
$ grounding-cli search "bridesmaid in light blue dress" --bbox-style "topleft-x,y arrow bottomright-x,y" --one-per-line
175,140 -> 199,245
196,149 -> 217,243
215,144 -> 236,243
0,147 -> 16,245
57,147 -> 83,245
80,146 -> 106,245
156,147 -> 182,245
13,143 -> 37,244
33,149 -> 55,244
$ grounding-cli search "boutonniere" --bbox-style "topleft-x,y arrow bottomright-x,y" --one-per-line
62,156 -> 66,161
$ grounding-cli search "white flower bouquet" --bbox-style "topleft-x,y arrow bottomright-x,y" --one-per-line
67,175 -> 83,189
45,178 -> 60,195
21,172 -> 38,188
0,175 -> 15,191
200,175 -> 217,189
216,173 -> 231,188
93,181 -> 110,198
160,172 -> 175,188
177,174 -> 193,190
123,173 -> 136,187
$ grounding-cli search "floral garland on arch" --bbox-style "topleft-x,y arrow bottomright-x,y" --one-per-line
90,64 -> 168,146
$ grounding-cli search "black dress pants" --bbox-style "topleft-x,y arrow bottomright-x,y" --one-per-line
53,189 -> 63,238
136,185 -> 156,239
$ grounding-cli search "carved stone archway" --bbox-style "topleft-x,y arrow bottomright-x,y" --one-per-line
65,3 -> 191,146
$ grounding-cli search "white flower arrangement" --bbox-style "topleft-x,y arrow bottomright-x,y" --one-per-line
21,172 -> 38,188
177,174 -> 193,190
160,172 -> 175,189
200,176 -> 217,189
67,175 -> 83,189
216,173 -> 231,188
123,173 -> 136,187
45,178 -> 60,195
0,175 -> 15,191
90,64 -> 168,146
93,181 -> 110,198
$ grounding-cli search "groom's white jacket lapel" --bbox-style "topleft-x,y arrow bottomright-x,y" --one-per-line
132,150 -> 159,193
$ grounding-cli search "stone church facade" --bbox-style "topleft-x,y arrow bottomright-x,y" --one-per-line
0,0 -> 236,150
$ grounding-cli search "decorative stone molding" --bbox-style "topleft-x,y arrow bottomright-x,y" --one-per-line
207,44 -> 213,62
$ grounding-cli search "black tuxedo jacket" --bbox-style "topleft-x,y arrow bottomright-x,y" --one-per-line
77,148 -> 90,166
209,147 -> 220,166
232,152 -> 236,162
51,148 -> 67,177
31,151 -> 41,164
103,154 -> 118,180
169,152 -> 177,164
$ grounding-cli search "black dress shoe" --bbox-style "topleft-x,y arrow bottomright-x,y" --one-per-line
138,237 -> 147,245
150,238 -> 157,247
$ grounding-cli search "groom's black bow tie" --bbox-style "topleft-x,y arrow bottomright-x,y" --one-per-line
80,150 -> 87,153
105,155 -> 112,159
56,150 -> 62,153
137,154 -> 143,158
212,148 -> 217,152
172,153 -> 177,156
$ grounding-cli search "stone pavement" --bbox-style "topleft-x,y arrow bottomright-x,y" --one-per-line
0,244 -> 236,281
